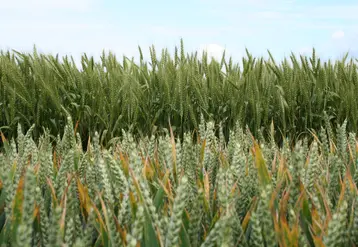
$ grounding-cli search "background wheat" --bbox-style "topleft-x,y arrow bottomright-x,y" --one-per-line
1,41 -> 358,149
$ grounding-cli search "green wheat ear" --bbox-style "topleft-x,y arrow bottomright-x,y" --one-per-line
325,200 -> 348,246
165,175 -> 189,247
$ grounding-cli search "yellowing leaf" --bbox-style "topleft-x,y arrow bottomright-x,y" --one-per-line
77,178 -> 92,214
252,140 -> 271,186
143,157 -> 155,181
203,170 -> 210,202
242,196 -> 258,232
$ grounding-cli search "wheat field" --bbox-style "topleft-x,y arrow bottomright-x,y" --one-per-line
1,41 -> 358,246
1,114 -> 358,246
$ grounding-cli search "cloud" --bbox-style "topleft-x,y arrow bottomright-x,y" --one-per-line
214,0 -> 294,8
0,0 -> 94,12
332,30 -> 345,39
149,26 -> 234,38
1,0 -> 356,65
0,0 -> 107,57
198,44 -> 227,61
253,11 -> 282,19
298,47 -> 312,55
0,22 -> 104,31
305,5 -> 358,20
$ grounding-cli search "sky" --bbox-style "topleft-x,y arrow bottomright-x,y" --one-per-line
0,0 -> 357,64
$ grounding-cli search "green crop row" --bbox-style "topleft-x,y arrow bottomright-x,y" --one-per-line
1,40 -> 358,147
0,116 -> 358,246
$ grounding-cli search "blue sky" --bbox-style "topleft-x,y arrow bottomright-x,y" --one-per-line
0,0 -> 357,63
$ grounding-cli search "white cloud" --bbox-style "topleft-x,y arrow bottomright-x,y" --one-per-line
0,0 -> 109,58
149,26 -> 234,38
254,11 -> 282,19
332,30 -> 345,39
307,5 -> 358,20
0,22 -> 104,31
0,0 -> 94,11
198,44 -> 227,61
219,0 -> 294,8
299,47 -> 312,55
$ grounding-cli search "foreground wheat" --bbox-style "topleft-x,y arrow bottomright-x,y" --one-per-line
0,116 -> 358,246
